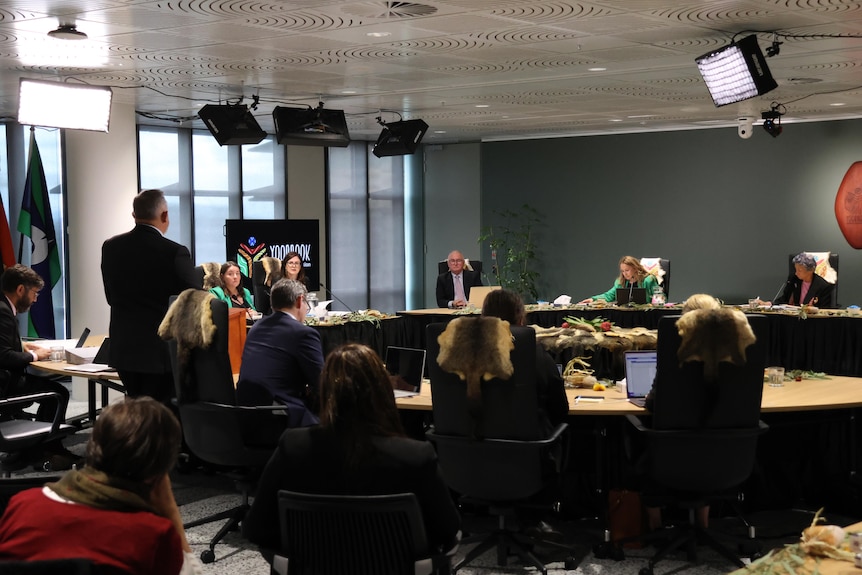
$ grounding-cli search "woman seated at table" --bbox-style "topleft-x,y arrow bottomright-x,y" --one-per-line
0,397 -> 202,575
761,252 -> 834,309
578,255 -> 658,304
281,251 -> 308,287
209,260 -> 256,312
242,343 -> 461,559
481,288 -> 568,436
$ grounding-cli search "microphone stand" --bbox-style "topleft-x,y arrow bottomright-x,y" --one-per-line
770,278 -> 792,308
627,280 -> 635,307
319,282 -> 355,313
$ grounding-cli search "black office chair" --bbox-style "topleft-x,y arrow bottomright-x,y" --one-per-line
437,259 -> 483,276
252,257 -> 283,315
163,294 -> 287,564
425,319 -> 574,575
270,490 -> 452,575
623,313 -> 769,575
639,257 -> 670,299
0,392 -> 78,476
194,262 -> 221,290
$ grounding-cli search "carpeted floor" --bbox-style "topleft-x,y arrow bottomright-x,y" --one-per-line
6,396 -> 857,575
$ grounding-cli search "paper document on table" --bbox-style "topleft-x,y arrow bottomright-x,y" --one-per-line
64,363 -> 114,373
25,338 -> 77,350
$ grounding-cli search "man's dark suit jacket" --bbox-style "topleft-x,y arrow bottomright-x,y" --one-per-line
435,269 -> 483,308
777,272 -> 835,309
236,311 -> 324,412
101,225 -> 198,374
242,426 -> 461,553
0,298 -> 36,393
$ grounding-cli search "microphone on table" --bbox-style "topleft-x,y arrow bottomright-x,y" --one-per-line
627,281 -> 635,307
769,276 -> 794,308
318,282 -> 355,313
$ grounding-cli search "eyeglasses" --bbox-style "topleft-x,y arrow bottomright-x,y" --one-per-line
448,259 -> 464,264
286,261 -> 301,267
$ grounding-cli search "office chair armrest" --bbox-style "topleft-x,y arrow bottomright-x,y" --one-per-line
0,391 -> 66,431
625,413 -> 648,432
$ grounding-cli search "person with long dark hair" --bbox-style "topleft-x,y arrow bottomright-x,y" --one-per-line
243,343 -> 460,556
280,251 -> 307,286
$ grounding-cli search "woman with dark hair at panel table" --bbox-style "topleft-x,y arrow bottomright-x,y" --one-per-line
765,252 -> 834,309
281,251 -> 308,286
481,288 -> 569,437
0,397 -> 203,575
243,343 -> 461,558
578,255 -> 658,304
209,260 -> 256,313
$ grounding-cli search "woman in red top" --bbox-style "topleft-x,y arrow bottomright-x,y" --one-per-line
0,397 -> 202,575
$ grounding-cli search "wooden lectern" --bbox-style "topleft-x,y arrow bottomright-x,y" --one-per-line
227,308 -> 247,376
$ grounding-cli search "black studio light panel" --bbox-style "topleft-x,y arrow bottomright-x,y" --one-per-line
695,35 -> 778,107
372,119 -> 429,158
272,106 -> 350,147
198,104 -> 267,146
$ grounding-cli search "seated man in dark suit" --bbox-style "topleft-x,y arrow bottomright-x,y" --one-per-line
435,250 -> 483,308
236,279 -> 323,425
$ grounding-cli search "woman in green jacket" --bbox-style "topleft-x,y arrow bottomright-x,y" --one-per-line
209,261 -> 256,312
579,255 -> 658,304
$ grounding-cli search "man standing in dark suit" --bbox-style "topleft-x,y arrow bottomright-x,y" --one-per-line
236,278 -> 323,424
0,264 -> 67,421
101,189 -> 199,403
435,250 -> 483,308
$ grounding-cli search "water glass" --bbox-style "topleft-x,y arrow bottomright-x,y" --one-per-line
748,298 -> 759,309
766,366 -> 785,387
50,346 -> 65,362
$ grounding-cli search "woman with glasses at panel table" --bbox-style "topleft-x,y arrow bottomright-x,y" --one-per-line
281,251 -> 308,287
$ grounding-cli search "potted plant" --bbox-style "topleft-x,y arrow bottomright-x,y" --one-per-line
478,205 -> 543,301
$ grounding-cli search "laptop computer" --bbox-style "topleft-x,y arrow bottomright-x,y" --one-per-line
624,350 -> 657,408
616,287 -> 647,305
385,346 -> 426,398
467,285 -> 500,309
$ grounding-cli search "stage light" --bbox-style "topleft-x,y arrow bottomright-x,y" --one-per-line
695,35 -> 778,107
198,104 -> 266,146
18,79 -> 113,132
372,119 -> 429,158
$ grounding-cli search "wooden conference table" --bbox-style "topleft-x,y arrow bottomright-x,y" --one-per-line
395,374 -> 862,414
31,359 -> 123,427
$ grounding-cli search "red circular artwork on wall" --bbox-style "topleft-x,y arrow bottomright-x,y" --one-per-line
835,161 -> 862,249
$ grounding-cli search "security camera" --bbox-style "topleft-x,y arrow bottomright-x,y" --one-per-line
738,117 -> 755,139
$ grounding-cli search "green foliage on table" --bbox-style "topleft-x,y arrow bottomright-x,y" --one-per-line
478,205 -> 543,301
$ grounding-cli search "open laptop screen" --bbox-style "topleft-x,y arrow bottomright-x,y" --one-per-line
624,350 -> 657,399
617,287 -> 647,305
384,346 -> 426,397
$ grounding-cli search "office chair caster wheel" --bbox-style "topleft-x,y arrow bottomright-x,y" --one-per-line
639,567 -> 654,575
200,549 -> 215,563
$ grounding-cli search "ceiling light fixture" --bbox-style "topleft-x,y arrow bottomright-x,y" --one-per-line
18,79 -> 112,132
372,117 -> 429,158
47,24 -> 88,40
695,34 -> 778,107
761,103 -> 785,138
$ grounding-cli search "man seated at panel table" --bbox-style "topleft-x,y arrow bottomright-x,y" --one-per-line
435,250 -> 483,309
235,278 -> 323,427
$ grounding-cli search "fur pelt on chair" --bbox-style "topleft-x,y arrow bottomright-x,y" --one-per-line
260,256 -> 282,286
200,262 -> 221,290
158,289 -> 217,400
676,308 -> 756,381
437,317 -> 514,436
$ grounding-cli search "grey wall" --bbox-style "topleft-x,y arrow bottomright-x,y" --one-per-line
423,143 -> 482,308
477,120 -> 862,306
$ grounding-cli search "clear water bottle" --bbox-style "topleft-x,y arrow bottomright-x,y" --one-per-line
306,292 -> 319,316
651,284 -> 665,305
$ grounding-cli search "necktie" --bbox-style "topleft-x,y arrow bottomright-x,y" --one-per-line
454,274 -> 466,302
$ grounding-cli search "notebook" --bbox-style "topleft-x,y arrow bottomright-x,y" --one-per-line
624,350 -> 657,408
385,346 -> 426,398
467,285 -> 500,309
616,287 -> 647,305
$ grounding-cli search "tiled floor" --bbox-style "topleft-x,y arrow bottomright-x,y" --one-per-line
7,395 -> 854,575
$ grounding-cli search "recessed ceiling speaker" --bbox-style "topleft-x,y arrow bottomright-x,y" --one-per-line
695,34 -> 778,107
272,104 -> 350,147
198,104 -> 267,146
372,119 -> 429,158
